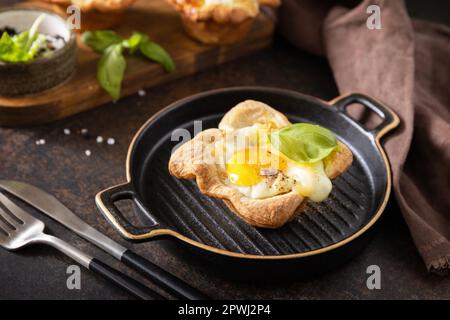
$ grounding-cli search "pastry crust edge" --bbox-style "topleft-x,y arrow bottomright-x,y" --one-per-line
167,0 -> 280,24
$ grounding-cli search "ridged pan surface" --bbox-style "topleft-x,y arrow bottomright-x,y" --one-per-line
132,89 -> 386,256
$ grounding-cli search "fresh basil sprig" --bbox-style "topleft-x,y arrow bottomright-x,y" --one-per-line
269,123 -> 338,163
82,30 -> 175,100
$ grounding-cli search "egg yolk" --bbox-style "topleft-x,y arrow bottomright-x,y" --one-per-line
226,148 -> 287,186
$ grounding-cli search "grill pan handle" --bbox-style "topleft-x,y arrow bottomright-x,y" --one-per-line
96,182 -> 163,241
96,182 -> 208,300
331,93 -> 400,139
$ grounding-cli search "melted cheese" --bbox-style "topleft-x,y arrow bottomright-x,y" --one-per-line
286,161 -> 332,202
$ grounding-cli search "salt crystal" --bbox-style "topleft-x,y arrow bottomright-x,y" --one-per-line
138,89 -> 146,97
63,128 -> 71,135
96,136 -> 104,143
85,150 -> 91,157
39,139 -> 46,145
81,128 -> 88,135
107,138 -> 115,145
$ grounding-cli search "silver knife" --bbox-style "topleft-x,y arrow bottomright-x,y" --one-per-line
0,180 -> 206,300
0,180 -> 126,259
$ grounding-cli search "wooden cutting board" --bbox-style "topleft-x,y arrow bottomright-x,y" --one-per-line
0,0 -> 274,127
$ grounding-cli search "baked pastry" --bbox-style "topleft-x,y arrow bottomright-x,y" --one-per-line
167,0 -> 281,44
38,0 -> 136,11
169,100 -> 353,228
35,0 -> 137,30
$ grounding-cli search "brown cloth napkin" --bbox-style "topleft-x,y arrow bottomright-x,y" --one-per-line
279,0 -> 450,274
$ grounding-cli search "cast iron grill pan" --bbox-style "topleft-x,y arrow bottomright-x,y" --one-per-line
97,88 -> 396,261
139,114 -> 375,256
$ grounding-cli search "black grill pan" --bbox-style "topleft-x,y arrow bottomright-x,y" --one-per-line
96,87 -> 399,278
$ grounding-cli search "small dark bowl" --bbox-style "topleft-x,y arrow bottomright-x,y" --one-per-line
0,8 -> 77,96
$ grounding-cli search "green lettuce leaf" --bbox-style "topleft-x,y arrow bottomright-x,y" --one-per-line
0,14 -> 48,63
0,32 -> 13,55
0,31 -> 46,63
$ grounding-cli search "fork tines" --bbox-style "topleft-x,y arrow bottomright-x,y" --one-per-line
0,193 -> 25,237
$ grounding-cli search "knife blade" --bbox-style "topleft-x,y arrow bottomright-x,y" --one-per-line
0,180 -> 126,259
0,180 -> 207,300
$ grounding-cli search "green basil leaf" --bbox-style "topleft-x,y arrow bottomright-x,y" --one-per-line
269,123 -> 338,163
139,39 -> 175,72
123,32 -> 145,54
82,30 -> 123,53
97,44 -> 126,100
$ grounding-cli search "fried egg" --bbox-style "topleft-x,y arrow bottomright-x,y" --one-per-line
214,124 -> 333,201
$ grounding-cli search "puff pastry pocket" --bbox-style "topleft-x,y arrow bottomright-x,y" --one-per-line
169,100 -> 353,228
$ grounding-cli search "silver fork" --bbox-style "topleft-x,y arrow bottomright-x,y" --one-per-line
0,192 -> 163,300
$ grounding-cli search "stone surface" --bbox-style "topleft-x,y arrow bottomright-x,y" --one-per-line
0,0 -> 449,299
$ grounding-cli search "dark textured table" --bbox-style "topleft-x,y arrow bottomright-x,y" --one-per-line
1,0 -> 450,300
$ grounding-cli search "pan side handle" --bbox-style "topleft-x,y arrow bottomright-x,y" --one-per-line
96,183 -> 208,300
95,182 -> 164,242
330,93 -> 400,140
